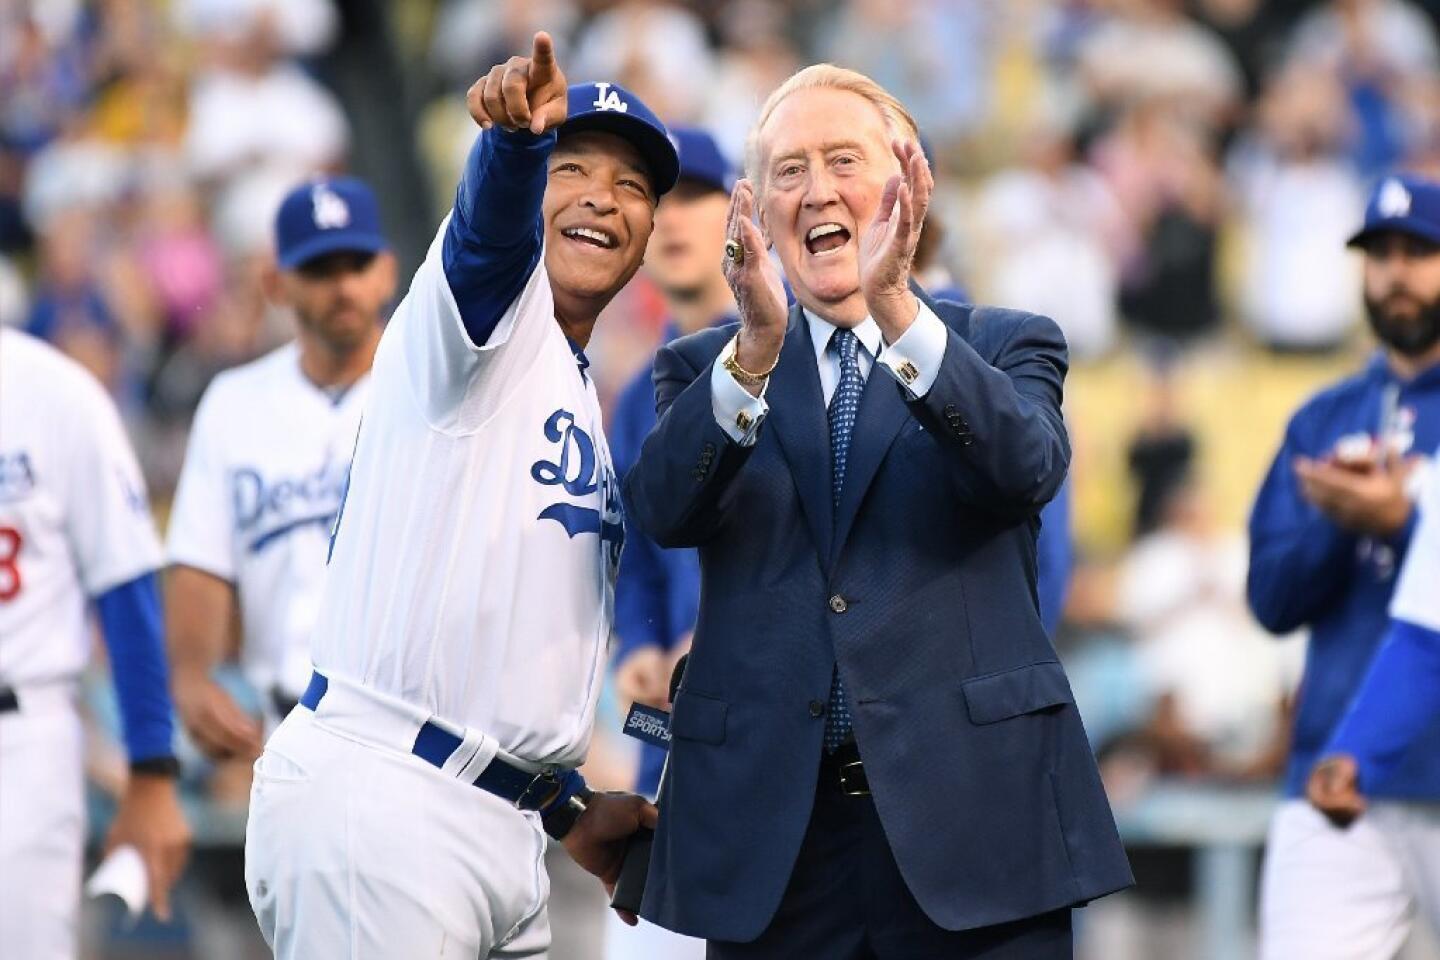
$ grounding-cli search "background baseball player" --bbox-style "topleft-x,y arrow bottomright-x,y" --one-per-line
0,327 -> 190,958
609,125 -> 735,797
1248,172 -> 1440,959
243,34 -> 678,957
166,175 -> 395,760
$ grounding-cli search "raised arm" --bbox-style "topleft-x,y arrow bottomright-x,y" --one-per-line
443,32 -> 569,346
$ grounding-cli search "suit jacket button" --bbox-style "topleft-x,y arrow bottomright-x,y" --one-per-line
943,403 -> 958,417
808,699 -> 826,718
829,595 -> 848,613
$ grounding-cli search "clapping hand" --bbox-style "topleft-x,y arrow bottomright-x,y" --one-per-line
857,139 -> 933,340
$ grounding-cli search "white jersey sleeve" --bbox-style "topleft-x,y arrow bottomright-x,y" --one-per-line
397,219 -> 553,433
63,376 -> 163,595
1392,467 -> 1440,632
166,382 -> 236,581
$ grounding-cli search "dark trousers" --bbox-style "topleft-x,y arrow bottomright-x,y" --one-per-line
706,761 -> 1073,960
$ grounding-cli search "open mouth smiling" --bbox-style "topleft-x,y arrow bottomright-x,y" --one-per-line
561,226 -> 618,250
805,222 -> 850,256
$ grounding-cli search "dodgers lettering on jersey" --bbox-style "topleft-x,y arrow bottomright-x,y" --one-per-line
167,343 -> 367,700
0,329 -> 163,685
310,219 -> 620,766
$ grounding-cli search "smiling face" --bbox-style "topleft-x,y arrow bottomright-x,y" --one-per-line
755,86 -> 904,325
542,130 -> 657,308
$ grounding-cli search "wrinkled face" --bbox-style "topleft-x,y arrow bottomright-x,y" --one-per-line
1361,232 -> 1440,357
543,130 -> 657,303
281,250 -> 396,349
646,179 -> 730,299
755,86 -> 902,321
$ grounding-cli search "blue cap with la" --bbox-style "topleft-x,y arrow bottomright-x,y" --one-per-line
1348,173 -> 1440,249
274,176 -> 388,270
563,82 -> 680,197
668,126 -> 734,194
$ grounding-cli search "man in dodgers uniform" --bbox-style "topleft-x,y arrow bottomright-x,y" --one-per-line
1249,172 -> 1440,959
243,34 -> 679,957
0,328 -> 190,957
167,176 -> 395,760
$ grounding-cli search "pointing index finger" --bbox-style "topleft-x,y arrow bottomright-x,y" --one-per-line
531,31 -> 557,78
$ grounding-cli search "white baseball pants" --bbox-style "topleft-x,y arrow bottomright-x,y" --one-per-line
245,680 -> 553,958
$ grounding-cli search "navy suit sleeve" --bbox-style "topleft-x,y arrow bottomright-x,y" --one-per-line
1327,619 -> 1440,787
96,571 -> 176,761
1036,476 -> 1074,636
623,335 -> 756,549
1246,409 -> 1357,634
442,127 -> 555,346
908,312 -> 1070,514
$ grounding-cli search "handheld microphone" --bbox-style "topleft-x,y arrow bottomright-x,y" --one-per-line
610,653 -> 687,915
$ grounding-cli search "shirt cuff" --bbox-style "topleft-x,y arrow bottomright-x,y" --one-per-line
710,349 -> 768,446
879,302 -> 948,398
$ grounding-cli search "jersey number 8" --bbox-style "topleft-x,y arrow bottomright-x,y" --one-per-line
0,526 -> 22,601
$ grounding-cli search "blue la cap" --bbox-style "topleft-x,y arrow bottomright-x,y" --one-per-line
563,82 -> 680,197
668,126 -> 734,194
274,176 -> 388,270
1348,173 -> 1440,249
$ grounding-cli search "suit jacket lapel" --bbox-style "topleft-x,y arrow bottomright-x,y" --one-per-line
830,356 -> 910,564
766,306 -> 833,562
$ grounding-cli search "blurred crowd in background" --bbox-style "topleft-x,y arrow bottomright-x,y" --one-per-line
5,0 -> 1440,956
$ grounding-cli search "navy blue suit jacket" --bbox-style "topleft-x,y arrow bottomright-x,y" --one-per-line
623,298 -> 1132,940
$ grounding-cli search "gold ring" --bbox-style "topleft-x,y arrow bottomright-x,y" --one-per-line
724,238 -> 744,265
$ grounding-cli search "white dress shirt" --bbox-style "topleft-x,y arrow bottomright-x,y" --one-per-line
710,300 -> 950,445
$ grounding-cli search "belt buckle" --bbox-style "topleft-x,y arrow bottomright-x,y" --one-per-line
515,767 -> 565,812
838,758 -> 870,797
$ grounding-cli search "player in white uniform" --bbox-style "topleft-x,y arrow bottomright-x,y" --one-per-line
243,35 -> 680,958
0,329 -> 190,958
167,176 -> 395,761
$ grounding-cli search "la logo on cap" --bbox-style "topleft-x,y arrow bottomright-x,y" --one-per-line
1378,178 -> 1412,218
592,82 -> 629,114
311,184 -> 351,230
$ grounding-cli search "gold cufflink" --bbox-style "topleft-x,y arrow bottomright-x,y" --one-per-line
898,361 -> 918,384
736,411 -> 753,431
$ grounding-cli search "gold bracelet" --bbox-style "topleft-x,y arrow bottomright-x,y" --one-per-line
722,336 -> 779,387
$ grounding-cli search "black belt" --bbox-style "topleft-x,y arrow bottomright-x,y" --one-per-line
0,686 -> 17,714
297,672 -> 579,813
820,739 -> 870,797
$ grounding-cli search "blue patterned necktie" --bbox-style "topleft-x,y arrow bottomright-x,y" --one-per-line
824,328 -> 863,752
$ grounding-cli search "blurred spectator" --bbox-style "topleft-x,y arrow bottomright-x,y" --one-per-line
0,253 -> 29,326
174,0 -> 339,59
1115,479 -> 1301,781
570,0 -> 716,122
972,122 -> 1125,359
428,0 -> 580,93
700,0 -> 799,163
23,207 -> 126,391
1076,0 -> 1244,131
1095,102 -> 1226,345
181,4 -> 348,184
1288,0 -> 1440,174
1231,63 -> 1366,352
818,0 -> 994,144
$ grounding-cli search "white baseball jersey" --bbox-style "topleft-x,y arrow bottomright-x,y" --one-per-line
166,342 -> 367,699
0,329 -> 163,685
1391,465 -> 1440,632
310,222 -> 622,767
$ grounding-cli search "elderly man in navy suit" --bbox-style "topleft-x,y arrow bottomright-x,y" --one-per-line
623,64 -> 1132,958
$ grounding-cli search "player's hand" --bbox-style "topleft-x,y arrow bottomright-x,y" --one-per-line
1293,449 -> 1416,537
174,672 -> 262,761
723,179 -> 788,393
858,139 -> 932,341
467,31 -> 568,136
105,773 -> 192,922
616,646 -> 670,708
561,791 -> 659,925
1307,754 -> 1367,828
